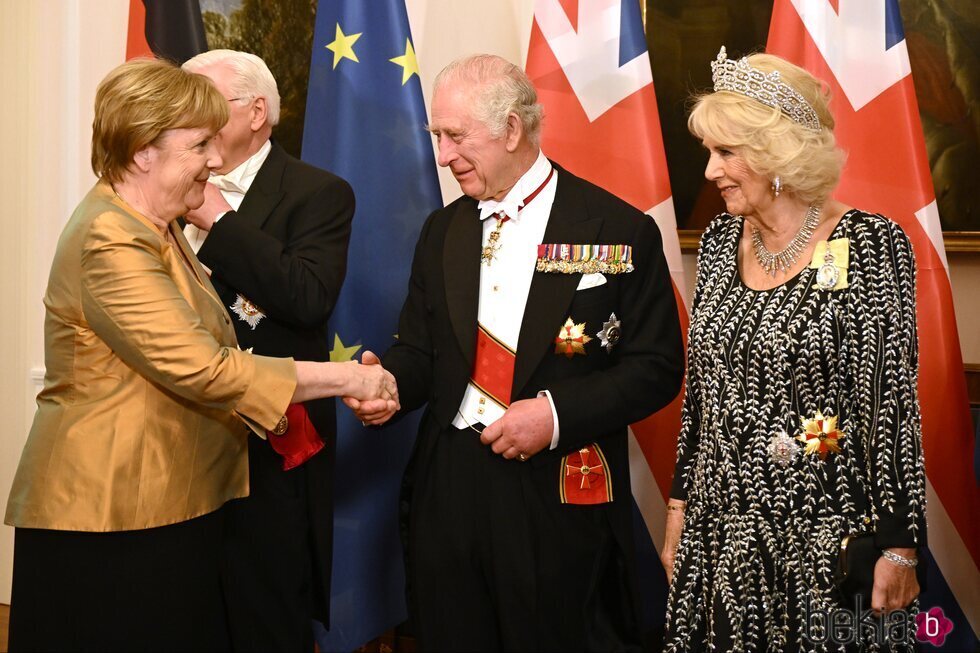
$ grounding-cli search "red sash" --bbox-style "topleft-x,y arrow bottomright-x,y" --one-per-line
559,444 -> 613,504
471,325 -> 516,408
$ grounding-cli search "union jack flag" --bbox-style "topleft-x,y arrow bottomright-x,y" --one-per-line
768,0 -> 978,647
526,0 -> 689,633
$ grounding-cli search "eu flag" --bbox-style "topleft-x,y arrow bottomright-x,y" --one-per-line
301,1 -> 441,650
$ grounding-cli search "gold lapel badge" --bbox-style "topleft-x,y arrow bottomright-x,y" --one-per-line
554,317 -> 592,357
230,294 -> 266,330
796,411 -> 846,460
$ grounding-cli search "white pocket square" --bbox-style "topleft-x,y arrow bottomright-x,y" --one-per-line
576,273 -> 607,290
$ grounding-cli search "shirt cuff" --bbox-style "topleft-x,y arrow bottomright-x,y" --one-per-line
538,389 -> 560,450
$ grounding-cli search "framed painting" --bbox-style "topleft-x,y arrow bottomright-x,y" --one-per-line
644,0 -> 980,253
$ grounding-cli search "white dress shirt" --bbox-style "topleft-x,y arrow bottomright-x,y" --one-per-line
452,151 -> 562,450
183,139 -> 272,254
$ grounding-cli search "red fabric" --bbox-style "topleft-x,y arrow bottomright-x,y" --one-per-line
526,4 -> 689,505
267,403 -> 324,471
126,0 -> 152,60
472,326 -> 516,408
561,444 -> 612,505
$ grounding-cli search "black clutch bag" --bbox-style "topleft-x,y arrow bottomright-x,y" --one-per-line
834,533 -> 879,606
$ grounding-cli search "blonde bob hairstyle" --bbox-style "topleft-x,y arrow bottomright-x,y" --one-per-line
91,58 -> 229,185
434,54 -> 544,147
688,53 -> 844,205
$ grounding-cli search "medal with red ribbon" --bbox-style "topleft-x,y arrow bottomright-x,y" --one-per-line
559,444 -> 613,504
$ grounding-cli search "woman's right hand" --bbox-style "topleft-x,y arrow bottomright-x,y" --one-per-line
292,360 -> 398,409
343,359 -> 399,405
661,500 -> 686,584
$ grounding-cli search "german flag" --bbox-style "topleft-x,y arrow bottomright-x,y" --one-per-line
126,0 -> 207,62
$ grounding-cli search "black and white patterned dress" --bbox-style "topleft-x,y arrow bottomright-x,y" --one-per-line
664,210 -> 927,652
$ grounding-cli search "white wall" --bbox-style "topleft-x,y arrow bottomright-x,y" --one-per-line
406,0 -> 535,205
1,0 -> 977,605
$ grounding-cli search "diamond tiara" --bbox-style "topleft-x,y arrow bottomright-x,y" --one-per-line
710,46 -> 822,133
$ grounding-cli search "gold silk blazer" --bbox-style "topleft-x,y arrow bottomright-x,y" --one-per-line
5,181 -> 297,532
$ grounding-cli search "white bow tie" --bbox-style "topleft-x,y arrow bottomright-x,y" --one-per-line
209,175 -> 247,195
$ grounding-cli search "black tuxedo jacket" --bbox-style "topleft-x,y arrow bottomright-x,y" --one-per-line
196,142 -> 354,624
383,163 -> 683,559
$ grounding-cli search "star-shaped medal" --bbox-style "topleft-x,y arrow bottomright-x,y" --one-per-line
554,317 -> 592,358
768,430 -> 799,466
596,312 -> 621,353
230,294 -> 265,330
796,411 -> 846,460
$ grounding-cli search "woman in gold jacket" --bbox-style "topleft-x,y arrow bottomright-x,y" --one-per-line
4,59 -> 396,652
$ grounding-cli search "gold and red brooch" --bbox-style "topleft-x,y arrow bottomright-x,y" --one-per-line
554,317 -> 592,357
796,411 -> 846,460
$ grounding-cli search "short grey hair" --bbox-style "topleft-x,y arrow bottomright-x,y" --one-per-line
434,54 -> 543,146
183,49 -> 281,126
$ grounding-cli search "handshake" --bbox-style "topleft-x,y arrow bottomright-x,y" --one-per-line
292,351 -> 397,423
341,351 -> 400,426
338,351 -> 555,463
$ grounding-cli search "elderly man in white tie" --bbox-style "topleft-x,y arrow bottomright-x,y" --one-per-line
349,54 -> 684,652
182,50 -> 354,652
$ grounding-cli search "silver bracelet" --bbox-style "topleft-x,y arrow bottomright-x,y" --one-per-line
882,550 -> 917,568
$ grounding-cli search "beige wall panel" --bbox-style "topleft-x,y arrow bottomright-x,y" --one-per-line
949,254 -> 980,365
0,0 -> 128,604
406,0 -> 534,206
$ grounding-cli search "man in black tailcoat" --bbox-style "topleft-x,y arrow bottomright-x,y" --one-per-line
350,54 -> 683,652
183,50 -> 353,652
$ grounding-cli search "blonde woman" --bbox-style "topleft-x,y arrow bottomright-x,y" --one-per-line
5,59 -> 395,651
662,49 -> 925,652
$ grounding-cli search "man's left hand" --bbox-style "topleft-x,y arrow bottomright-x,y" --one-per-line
185,182 -> 231,232
479,396 -> 554,461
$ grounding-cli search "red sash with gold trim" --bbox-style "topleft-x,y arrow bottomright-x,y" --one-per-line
559,444 -> 613,504
472,325 -> 515,408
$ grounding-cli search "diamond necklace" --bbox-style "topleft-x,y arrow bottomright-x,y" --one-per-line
751,203 -> 821,276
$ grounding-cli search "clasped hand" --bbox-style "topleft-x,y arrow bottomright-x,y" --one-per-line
344,354 -> 399,408
346,359 -> 553,463
343,351 -> 400,425
291,356 -> 397,410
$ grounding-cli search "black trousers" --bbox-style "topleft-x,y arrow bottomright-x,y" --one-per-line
405,423 -> 641,653
221,433 -> 315,652
9,509 -> 229,652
